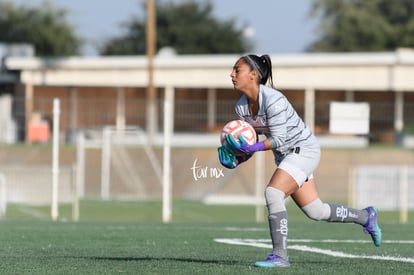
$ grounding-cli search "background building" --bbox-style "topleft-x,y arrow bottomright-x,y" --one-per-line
2,48 -> 414,146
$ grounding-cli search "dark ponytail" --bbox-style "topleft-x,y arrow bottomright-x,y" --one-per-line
260,55 -> 273,87
242,54 -> 274,87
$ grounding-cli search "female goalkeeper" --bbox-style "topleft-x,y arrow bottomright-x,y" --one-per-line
218,54 -> 382,268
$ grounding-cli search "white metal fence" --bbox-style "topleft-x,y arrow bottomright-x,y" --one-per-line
352,165 -> 413,223
0,166 -> 74,205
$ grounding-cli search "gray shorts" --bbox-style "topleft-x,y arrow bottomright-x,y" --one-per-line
273,139 -> 321,187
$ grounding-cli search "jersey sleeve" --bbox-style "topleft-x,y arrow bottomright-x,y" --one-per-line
265,97 -> 288,149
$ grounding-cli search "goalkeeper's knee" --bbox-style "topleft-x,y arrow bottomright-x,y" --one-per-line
265,186 -> 286,214
301,198 -> 330,221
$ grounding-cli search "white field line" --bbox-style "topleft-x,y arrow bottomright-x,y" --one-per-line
219,238 -> 414,245
16,205 -> 49,219
214,238 -> 414,264
292,239 -> 414,244
224,227 -> 267,232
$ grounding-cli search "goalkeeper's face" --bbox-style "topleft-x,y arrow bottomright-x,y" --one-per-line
230,59 -> 258,92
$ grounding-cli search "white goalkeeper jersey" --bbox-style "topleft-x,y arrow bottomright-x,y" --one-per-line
234,84 -> 316,155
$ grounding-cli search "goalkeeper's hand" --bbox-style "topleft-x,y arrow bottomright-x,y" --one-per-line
217,145 -> 252,169
218,146 -> 238,169
225,134 -> 265,154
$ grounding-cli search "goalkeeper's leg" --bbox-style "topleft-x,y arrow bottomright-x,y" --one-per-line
292,179 -> 368,223
255,168 -> 300,268
292,179 -> 381,246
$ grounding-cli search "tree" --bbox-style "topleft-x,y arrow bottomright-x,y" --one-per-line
0,1 -> 82,56
308,0 -> 414,52
99,1 -> 252,55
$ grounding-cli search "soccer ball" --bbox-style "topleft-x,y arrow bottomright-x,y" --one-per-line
220,120 -> 256,151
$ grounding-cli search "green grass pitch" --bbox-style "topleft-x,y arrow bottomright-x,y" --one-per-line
1,200 -> 413,274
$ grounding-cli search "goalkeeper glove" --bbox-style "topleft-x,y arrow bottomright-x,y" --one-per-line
218,146 -> 252,169
225,134 -> 265,154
